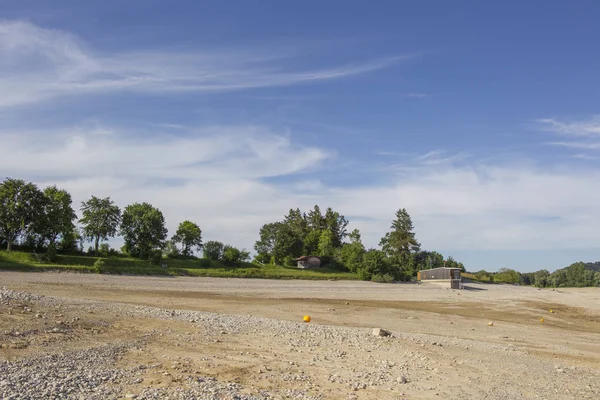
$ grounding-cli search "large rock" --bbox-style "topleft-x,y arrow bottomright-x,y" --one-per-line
372,328 -> 391,337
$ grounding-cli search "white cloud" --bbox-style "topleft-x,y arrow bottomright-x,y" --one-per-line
537,116 -> 600,137
2,124 -> 600,255
548,141 -> 600,150
404,92 -> 428,99
0,20 -> 409,107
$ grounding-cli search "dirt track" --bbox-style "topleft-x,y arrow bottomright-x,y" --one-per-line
1,271 -> 599,399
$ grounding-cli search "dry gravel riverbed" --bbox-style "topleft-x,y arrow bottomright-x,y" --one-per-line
1,271 -> 599,399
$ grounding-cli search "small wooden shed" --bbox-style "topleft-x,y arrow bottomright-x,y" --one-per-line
418,267 -> 462,289
295,256 -> 321,269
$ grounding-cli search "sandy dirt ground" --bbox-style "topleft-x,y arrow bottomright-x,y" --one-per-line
1,271 -> 599,399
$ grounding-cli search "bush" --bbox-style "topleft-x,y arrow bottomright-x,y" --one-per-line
197,258 -> 212,268
371,273 -> 394,283
148,250 -> 163,265
93,258 -> 105,272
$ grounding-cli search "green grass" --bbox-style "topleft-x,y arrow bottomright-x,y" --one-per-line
0,250 -> 358,280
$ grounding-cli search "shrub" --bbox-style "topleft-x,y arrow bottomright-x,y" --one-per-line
197,258 -> 212,268
148,250 -> 163,265
371,273 -> 395,283
92,258 -> 105,272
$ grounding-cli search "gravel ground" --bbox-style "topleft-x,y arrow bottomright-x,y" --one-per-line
1,274 -> 600,399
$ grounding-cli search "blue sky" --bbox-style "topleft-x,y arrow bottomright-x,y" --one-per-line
2,0 -> 600,272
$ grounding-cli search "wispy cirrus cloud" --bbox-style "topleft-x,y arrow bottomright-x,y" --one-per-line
539,116 -> 600,153
548,141 -> 600,150
537,116 -> 600,137
404,92 -> 428,99
0,20 -> 411,107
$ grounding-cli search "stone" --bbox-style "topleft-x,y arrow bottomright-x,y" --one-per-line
372,328 -> 391,337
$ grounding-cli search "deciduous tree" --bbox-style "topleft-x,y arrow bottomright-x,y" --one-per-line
80,196 -> 121,254
0,178 -> 45,251
203,240 -> 224,260
120,202 -> 167,259
172,220 -> 202,257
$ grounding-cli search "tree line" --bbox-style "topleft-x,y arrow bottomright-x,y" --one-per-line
253,205 -> 465,281
0,177 -> 465,279
473,262 -> 600,288
0,178 -> 249,265
3,177 -> 598,287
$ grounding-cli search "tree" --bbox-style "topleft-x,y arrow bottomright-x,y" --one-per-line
172,220 -> 202,257
222,245 -> 241,265
120,202 -> 168,259
35,186 -> 77,251
203,240 -> 224,260
594,272 -> 600,287
317,229 -> 335,258
323,207 -> 349,248
302,229 -> 321,256
565,262 -> 586,287
359,249 -> 390,281
495,268 -> 522,284
59,227 -> 83,253
163,240 -> 180,258
254,222 -> 280,264
533,269 -> 550,288
80,196 -> 121,254
380,208 -> 420,267
348,228 -> 362,244
272,223 -> 304,264
0,178 -> 45,251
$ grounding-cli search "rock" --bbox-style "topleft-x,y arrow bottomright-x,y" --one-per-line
397,376 -> 408,384
125,394 -> 137,399
372,328 -> 391,337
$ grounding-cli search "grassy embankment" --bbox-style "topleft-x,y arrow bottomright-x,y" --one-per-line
0,250 -> 358,281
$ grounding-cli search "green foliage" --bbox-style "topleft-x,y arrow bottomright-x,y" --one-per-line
359,249 -> 390,281
120,202 -> 168,260
59,227 -> 83,253
203,240 -> 224,260
254,222 -> 280,263
163,240 -> 180,258
255,205 -> 349,265
172,220 -> 202,257
317,229 -> 335,257
222,245 -> 241,265
221,245 -> 250,266
494,268 -> 522,284
80,196 -> 121,254
93,258 -> 105,269
0,178 -> 45,251
35,186 -> 77,249
335,241 -> 366,273
379,208 -> 421,267
371,273 -> 395,283
148,250 -> 163,265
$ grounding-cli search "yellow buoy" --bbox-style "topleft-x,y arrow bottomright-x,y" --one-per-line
540,318 -> 545,323
549,309 -> 553,313
303,315 -> 311,323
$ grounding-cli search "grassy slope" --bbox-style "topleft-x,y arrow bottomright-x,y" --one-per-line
0,251 -> 358,280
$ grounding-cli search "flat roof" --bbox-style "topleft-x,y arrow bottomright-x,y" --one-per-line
419,267 -> 462,272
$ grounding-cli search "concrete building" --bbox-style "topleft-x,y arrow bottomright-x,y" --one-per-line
418,267 -> 462,289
